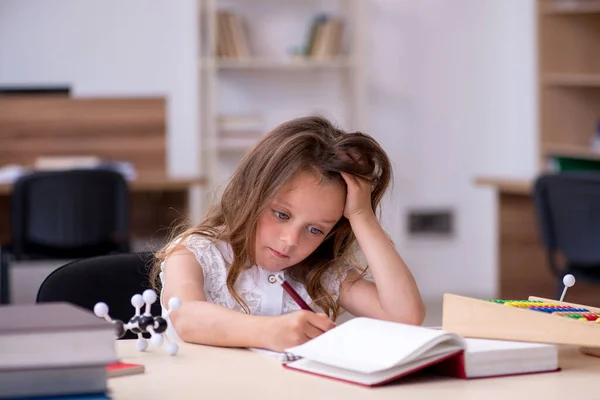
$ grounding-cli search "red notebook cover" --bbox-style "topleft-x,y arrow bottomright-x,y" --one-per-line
282,350 -> 464,387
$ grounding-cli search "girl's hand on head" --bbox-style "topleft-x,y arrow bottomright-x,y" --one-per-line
341,172 -> 374,220
261,311 -> 335,352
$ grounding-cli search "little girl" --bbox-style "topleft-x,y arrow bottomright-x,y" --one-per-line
151,115 -> 425,351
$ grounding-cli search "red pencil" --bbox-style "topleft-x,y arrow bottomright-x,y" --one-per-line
271,273 -> 314,312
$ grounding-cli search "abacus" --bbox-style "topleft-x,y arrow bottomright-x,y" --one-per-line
441,275 -> 600,354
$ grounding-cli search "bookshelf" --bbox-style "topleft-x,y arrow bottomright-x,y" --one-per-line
196,0 -> 366,210
538,0 -> 600,169
474,0 -> 600,305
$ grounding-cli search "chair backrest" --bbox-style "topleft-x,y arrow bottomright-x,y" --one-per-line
533,172 -> 600,265
36,252 -> 161,339
10,169 -> 130,259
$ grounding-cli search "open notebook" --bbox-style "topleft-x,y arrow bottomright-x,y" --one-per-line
280,317 -> 559,387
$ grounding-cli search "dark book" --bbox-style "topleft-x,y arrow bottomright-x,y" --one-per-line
0,303 -> 118,370
0,364 -> 107,399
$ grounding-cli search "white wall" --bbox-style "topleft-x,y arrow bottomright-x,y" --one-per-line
0,0 -> 537,303
369,0 -> 537,300
0,0 -> 200,178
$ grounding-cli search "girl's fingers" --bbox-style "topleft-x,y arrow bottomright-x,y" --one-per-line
341,172 -> 358,187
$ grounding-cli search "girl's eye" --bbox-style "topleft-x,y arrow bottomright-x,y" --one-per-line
308,226 -> 323,236
274,211 -> 289,220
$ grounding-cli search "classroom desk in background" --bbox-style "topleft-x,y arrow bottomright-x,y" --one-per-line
475,177 -> 600,307
111,340 -> 599,399
0,175 -> 207,244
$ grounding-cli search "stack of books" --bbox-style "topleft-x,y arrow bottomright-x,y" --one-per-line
0,303 -> 118,399
216,10 -> 250,59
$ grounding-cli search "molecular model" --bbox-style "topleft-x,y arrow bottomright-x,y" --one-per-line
94,289 -> 181,355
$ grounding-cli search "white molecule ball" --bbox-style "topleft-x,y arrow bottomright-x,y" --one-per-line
136,338 -> 148,352
151,333 -> 164,347
131,294 -> 144,308
143,289 -> 157,304
563,274 -> 576,287
166,342 -> 178,356
93,302 -> 109,318
168,297 -> 182,311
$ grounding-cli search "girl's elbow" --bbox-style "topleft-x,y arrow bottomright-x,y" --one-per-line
410,307 -> 426,326
413,299 -> 427,322
169,310 -> 193,343
413,301 -> 427,325
386,303 -> 426,326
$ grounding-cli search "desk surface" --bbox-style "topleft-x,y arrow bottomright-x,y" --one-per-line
0,175 -> 206,195
110,340 -> 600,400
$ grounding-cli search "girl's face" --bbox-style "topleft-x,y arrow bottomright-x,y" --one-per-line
255,171 -> 345,272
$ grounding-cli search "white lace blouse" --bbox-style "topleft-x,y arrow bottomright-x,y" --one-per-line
159,234 -> 356,340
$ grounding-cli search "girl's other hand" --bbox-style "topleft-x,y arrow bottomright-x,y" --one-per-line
341,172 -> 373,220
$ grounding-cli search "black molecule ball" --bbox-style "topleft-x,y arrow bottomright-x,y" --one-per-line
112,320 -> 126,339
128,315 -> 142,334
138,316 -> 154,332
154,316 -> 168,333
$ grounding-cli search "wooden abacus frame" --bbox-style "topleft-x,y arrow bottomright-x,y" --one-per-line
441,293 -> 600,348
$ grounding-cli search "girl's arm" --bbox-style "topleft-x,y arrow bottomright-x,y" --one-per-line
161,246 -> 335,350
338,174 -> 426,325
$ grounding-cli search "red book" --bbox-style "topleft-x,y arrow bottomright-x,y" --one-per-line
106,362 -> 145,378
282,318 -> 559,387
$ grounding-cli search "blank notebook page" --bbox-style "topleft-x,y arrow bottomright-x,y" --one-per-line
285,318 -> 464,374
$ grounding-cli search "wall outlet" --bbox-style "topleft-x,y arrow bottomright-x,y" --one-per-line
407,209 -> 454,236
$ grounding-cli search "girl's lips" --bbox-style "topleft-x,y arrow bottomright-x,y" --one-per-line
269,248 -> 288,258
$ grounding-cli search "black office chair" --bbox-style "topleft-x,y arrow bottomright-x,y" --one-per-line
0,169 -> 131,304
533,172 -> 600,298
36,252 -> 161,340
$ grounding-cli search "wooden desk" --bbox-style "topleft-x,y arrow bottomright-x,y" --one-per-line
0,176 -> 207,244
476,177 -> 600,306
110,340 -> 600,399
0,176 -> 206,196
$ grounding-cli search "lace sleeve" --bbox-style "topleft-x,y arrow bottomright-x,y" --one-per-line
180,234 -> 218,271
180,235 -> 240,311
321,261 -> 359,301
159,234 -> 225,293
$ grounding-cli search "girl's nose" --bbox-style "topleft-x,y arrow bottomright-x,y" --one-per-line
280,228 -> 299,247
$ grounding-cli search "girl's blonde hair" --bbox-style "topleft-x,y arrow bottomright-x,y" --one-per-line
151,115 -> 392,321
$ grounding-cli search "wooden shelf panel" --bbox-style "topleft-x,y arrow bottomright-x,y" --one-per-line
543,73 -> 600,86
540,85 -> 600,148
201,57 -> 355,71
543,0 -> 600,14
539,6 -> 600,75
217,137 -> 258,152
543,143 -> 600,160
